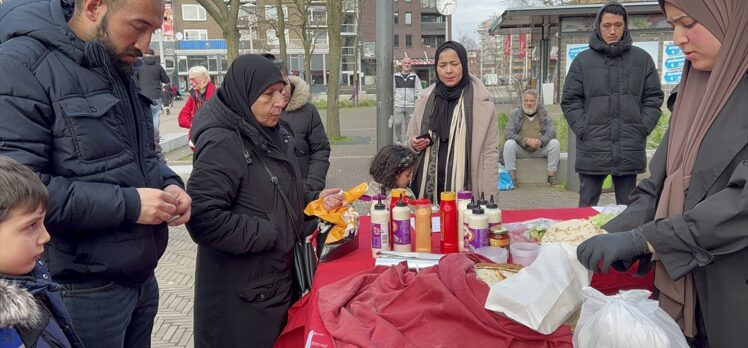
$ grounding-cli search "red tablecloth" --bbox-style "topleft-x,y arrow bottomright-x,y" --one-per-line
275,207 -> 654,347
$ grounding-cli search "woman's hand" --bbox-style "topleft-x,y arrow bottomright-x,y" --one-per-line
319,188 -> 346,211
411,137 -> 431,152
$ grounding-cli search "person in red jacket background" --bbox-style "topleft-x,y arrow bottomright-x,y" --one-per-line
178,66 -> 215,151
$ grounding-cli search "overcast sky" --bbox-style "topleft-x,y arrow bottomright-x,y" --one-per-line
451,1 -> 508,42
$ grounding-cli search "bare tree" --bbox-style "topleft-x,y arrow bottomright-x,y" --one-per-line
457,33 -> 478,51
326,0 -> 342,137
275,0 -> 288,62
287,0 -> 318,85
195,0 -> 241,64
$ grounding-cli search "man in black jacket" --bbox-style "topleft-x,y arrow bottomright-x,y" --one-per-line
0,0 -> 191,347
136,48 -> 170,162
561,1 -> 663,207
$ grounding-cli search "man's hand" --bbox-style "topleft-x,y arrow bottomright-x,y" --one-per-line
164,185 -> 192,226
136,188 -> 178,225
319,188 -> 346,211
527,138 -> 541,149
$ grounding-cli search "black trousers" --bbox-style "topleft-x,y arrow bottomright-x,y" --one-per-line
578,174 -> 637,207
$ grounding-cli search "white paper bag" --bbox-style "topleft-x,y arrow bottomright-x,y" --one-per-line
574,287 -> 688,348
484,243 -> 591,334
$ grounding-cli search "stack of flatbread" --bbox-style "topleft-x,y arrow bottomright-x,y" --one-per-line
474,263 -> 523,287
540,219 -> 604,245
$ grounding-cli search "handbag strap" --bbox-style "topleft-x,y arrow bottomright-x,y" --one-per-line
235,128 -> 303,244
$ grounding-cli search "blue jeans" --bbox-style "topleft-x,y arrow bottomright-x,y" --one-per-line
150,98 -> 162,137
60,275 -> 159,348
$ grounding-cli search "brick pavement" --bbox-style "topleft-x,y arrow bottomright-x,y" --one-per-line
152,105 -> 614,347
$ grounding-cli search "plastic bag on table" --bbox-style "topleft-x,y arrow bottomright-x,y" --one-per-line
505,218 -> 559,244
304,182 -> 367,262
498,166 -> 514,191
485,243 -> 591,334
573,287 -> 688,348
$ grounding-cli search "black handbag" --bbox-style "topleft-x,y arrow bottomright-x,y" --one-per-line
248,145 -> 317,296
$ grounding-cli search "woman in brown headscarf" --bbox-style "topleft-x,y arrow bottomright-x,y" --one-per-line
575,1 -> 748,346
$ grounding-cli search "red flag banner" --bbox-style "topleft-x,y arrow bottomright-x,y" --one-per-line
518,33 -> 527,57
503,34 -> 511,57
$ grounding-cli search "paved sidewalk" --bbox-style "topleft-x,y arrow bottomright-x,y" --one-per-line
152,105 -> 615,347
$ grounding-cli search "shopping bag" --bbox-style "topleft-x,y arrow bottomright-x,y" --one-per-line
485,243 -> 591,334
499,168 -> 514,191
305,183 -> 367,262
573,287 -> 688,348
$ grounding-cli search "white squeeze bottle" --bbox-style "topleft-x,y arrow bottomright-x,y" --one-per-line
456,191 -> 472,252
371,196 -> 391,258
477,192 -> 488,210
392,198 -> 412,252
468,207 -> 489,251
485,195 -> 502,230
463,198 -> 477,252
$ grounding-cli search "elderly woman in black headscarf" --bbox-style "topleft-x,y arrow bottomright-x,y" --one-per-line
406,41 -> 500,202
185,55 -> 344,348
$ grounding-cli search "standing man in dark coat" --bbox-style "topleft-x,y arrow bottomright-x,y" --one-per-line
0,0 -> 191,347
136,48 -> 170,162
561,1 -> 664,207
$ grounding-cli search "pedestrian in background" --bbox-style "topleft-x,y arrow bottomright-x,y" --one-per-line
393,57 -> 422,144
561,1 -> 664,207
178,65 -> 215,151
136,48 -> 170,162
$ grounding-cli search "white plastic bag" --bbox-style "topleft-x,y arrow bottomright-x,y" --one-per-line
573,287 -> 689,348
484,243 -> 591,334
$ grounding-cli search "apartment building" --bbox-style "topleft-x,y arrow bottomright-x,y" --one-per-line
359,0 -> 448,86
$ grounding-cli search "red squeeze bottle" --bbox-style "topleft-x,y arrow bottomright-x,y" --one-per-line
440,191 -> 458,253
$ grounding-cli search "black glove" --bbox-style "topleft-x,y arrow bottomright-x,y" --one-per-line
576,227 -> 650,273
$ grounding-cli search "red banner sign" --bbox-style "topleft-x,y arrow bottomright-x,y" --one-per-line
503,34 -> 511,57
518,33 -> 527,57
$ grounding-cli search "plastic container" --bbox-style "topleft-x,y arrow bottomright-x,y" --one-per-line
414,198 -> 432,253
462,198 -> 477,251
510,242 -> 541,267
468,208 -> 489,251
389,189 -> 406,249
477,192 -> 488,210
370,196 -> 390,258
392,198 -> 412,252
475,246 -> 508,264
485,195 -> 502,229
456,191 -> 472,252
439,192 -> 458,254
489,226 -> 510,249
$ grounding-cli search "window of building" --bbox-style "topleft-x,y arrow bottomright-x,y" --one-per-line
421,14 -> 444,23
308,30 -> 329,45
183,29 -> 208,40
422,0 -> 436,8
422,35 -> 445,48
406,34 -> 412,48
265,5 -> 288,21
307,6 -> 326,25
405,0 -> 412,2
394,35 -> 399,48
266,29 -> 290,46
182,4 -> 206,21
394,12 -> 399,25
405,12 -> 412,25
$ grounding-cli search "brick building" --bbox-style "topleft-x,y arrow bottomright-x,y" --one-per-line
359,0 -> 449,86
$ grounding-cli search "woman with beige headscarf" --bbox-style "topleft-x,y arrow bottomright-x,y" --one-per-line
575,1 -> 748,346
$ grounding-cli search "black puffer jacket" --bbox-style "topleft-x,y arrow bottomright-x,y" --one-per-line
561,1 -> 664,175
186,94 -> 318,347
0,0 -> 182,286
281,75 -> 330,192
136,55 -> 169,101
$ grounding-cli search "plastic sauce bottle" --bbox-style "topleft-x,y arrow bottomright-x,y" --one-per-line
456,191 -> 473,252
468,208 -> 489,252
439,192 -> 458,254
371,197 -> 391,258
389,189 -> 406,249
477,192 -> 488,210
485,195 -> 502,230
369,194 -> 385,216
414,198 -> 432,253
392,198 -> 412,252
463,198 -> 477,251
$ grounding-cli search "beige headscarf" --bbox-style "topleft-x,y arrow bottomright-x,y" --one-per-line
655,0 -> 748,337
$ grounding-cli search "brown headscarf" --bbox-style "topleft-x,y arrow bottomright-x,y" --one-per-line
655,0 -> 748,337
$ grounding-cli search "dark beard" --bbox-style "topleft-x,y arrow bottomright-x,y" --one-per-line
95,15 -> 142,78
